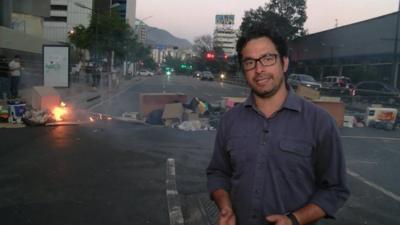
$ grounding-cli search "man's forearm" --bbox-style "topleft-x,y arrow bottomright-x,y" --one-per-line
292,203 -> 326,225
211,188 -> 232,210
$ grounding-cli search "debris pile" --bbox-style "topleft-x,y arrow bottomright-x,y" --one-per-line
127,93 -> 248,131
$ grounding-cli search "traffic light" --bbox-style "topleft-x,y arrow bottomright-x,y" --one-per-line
205,51 -> 215,60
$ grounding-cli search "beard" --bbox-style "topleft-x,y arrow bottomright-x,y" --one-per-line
249,73 -> 285,99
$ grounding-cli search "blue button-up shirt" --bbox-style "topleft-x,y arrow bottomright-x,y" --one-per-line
206,91 -> 350,225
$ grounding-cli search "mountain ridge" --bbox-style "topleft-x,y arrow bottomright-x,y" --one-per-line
145,26 -> 192,49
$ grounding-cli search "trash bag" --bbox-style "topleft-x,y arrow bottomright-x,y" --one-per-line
145,109 -> 164,125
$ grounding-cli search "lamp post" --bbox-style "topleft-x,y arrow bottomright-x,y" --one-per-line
392,1 -> 400,88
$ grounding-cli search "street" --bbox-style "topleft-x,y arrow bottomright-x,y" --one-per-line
0,75 -> 399,225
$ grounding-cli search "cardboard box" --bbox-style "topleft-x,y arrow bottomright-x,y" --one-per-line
312,99 -> 345,127
139,93 -> 187,117
162,103 -> 184,123
32,86 -> 61,111
183,110 -> 199,121
296,85 -> 320,100
343,116 -> 356,128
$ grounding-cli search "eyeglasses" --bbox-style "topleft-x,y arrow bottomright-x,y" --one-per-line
241,53 -> 279,71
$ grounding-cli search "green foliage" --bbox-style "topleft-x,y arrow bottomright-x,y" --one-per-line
68,24 -> 90,50
240,0 -> 307,40
68,10 -> 154,69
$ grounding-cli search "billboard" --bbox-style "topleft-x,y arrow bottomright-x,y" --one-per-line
43,45 -> 70,87
215,15 -> 234,25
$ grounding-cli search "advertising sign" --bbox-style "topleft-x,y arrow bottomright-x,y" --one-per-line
43,45 -> 69,87
215,15 -> 235,25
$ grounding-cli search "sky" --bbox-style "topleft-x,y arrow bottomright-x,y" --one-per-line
136,0 -> 399,43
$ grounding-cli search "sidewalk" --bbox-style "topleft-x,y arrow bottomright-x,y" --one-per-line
19,74 -> 142,111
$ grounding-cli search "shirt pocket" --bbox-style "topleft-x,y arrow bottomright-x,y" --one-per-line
279,140 -> 313,157
274,139 -> 314,177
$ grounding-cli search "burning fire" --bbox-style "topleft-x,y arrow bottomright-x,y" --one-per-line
52,102 -> 68,121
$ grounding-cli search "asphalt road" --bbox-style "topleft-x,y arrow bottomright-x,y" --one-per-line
0,75 -> 399,225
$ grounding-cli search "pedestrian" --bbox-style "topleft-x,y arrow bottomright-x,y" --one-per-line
0,55 -> 10,99
8,55 -> 22,99
206,27 -> 350,225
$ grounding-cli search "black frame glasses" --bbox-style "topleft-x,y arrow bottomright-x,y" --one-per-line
241,53 -> 279,71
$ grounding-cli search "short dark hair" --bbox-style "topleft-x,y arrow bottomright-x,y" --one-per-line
236,27 -> 288,65
14,55 -> 20,59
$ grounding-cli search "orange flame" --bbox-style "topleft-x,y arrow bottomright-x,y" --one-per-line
52,102 -> 68,121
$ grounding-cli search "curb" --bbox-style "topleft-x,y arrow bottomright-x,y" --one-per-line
166,158 -> 184,225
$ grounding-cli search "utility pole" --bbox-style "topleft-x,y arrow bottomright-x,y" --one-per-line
392,0 -> 400,88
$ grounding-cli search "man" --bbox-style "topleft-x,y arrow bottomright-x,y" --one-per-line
206,27 -> 350,225
0,55 -> 10,99
8,55 -> 22,98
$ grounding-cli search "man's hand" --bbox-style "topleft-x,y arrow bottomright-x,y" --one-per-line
266,214 -> 292,225
218,207 -> 236,225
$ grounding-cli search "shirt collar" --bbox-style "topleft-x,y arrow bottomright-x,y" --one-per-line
243,88 -> 302,112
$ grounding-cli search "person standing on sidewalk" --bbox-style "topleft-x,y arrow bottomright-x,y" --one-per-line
0,55 -> 10,99
206,27 -> 350,225
8,55 -> 22,99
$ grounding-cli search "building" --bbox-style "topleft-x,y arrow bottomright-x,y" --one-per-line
289,11 -> 400,87
135,19 -> 147,43
43,0 -> 136,43
213,14 -> 238,56
43,0 -> 93,43
0,0 -> 57,91
95,0 -> 136,29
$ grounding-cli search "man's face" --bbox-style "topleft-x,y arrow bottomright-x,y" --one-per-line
241,37 -> 288,98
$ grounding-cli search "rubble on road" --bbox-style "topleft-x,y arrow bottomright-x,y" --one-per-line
138,93 -> 244,131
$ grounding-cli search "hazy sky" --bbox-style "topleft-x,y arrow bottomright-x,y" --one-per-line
136,0 -> 399,42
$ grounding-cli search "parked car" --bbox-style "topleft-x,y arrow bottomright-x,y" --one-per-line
288,73 -> 321,90
138,70 -> 154,76
352,81 -> 400,97
200,71 -> 214,81
322,76 -> 353,89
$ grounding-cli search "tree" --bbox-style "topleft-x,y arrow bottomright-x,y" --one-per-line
240,0 -> 307,40
68,24 -> 90,61
68,10 -> 154,71
192,35 -> 213,56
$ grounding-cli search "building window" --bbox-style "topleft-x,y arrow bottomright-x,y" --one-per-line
44,16 -> 67,22
51,5 -> 68,11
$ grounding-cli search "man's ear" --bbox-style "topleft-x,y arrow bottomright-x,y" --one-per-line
283,57 -> 289,73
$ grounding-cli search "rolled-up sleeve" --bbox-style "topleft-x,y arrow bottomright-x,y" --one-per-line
311,115 -> 350,218
206,116 -> 232,194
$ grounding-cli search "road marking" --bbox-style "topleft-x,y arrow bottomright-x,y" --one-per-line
341,135 -> 400,141
348,160 -> 378,165
166,158 -> 184,225
347,169 -> 400,202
